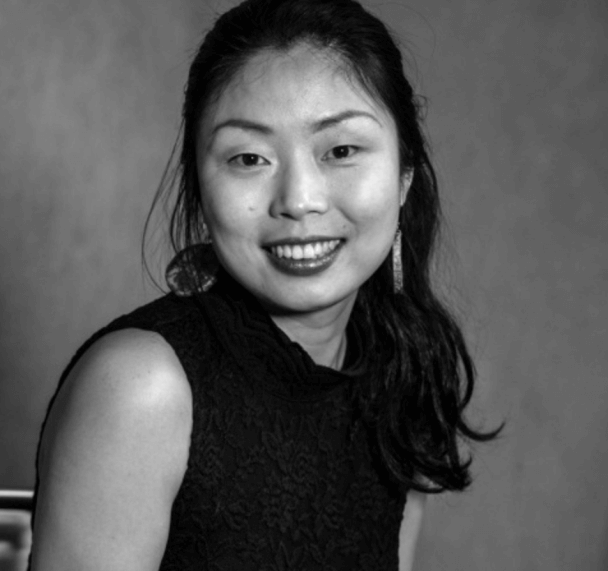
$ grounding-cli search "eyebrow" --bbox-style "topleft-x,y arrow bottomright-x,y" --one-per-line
312,110 -> 381,132
210,110 -> 381,138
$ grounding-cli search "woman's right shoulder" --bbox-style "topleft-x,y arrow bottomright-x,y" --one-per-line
68,325 -> 188,385
40,327 -> 194,481
47,327 -> 193,440
31,329 -> 193,569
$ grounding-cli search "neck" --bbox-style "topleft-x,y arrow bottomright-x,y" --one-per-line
269,297 -> 356,369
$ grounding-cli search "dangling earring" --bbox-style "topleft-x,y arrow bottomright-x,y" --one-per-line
193,241 -> 220,292
392,227 -> 403,294
166,241 -> 219,296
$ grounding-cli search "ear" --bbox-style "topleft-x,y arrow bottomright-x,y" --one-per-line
399,168 -> 414,207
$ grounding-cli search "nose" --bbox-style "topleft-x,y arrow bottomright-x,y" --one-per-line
269,155 -> 329,220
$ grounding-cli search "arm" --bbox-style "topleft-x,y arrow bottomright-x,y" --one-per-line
29,329 -> 192,571
398,490 -> 426,571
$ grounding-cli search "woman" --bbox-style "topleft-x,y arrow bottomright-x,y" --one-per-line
28,0 -> 499,569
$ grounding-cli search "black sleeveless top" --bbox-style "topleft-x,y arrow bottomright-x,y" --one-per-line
31,273 -> 408,570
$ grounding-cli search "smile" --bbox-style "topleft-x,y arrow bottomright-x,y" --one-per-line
264,238 -> 344,276
269,240 -> 341,260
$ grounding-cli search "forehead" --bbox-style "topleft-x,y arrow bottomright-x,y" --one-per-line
200,43 -> 393,132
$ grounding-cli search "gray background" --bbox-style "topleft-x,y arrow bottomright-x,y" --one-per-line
1,0 -> 606,569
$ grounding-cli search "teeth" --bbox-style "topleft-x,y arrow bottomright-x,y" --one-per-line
292,245 -> 303,260
304,244 -> 315,259
270,240 -> 340,260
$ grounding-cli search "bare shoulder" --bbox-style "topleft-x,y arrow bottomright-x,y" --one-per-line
40,328 -> 193,468
398,491 -> 427,571
31,328 -> 193,571
60,327 -> 190,400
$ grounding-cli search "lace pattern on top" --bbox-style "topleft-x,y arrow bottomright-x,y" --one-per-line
31,263 -> 408,571
158,274 -> 408,570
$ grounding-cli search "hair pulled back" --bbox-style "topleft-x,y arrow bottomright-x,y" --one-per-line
152,0 -> 500,493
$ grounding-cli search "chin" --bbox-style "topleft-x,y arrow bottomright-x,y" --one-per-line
260,284 -> 356,316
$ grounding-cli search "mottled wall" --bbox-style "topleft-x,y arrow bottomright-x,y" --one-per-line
0,0 -> 193,484
1,1 -> 606,570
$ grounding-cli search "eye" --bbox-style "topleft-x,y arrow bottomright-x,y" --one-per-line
324,145 -> 359,161
228,153 -> 269,168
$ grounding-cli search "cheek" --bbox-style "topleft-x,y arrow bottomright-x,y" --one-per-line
338,168 -> 401,227
200,179 -> 262,238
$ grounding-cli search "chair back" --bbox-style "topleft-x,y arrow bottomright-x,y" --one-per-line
0,489 -> 33,571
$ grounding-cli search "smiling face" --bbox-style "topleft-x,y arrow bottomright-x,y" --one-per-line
196,43 -> 411,317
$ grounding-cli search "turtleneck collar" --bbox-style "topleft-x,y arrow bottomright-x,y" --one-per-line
199,270 -> 365,402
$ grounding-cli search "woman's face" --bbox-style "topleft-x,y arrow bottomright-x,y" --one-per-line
196,44 -> 411,315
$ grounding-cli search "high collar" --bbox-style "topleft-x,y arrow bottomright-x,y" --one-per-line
200,270 -> 364,402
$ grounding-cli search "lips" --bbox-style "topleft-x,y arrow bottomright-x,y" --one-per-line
264,238 -> 344,276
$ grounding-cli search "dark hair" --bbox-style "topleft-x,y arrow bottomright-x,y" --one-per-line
146,0 -> 501,493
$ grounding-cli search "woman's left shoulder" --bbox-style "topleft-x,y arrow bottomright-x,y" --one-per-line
398,491 -> 427,571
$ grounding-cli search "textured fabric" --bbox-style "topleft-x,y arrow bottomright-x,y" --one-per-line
31,273 -> 408,570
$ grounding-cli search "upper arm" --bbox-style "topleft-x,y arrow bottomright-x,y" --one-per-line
398,490 -> 426,571
30,329 -> 193,571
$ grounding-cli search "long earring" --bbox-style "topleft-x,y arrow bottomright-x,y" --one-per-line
392,227 -> 403,294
